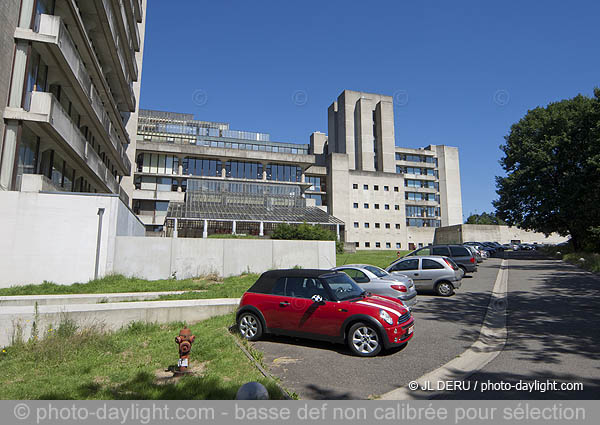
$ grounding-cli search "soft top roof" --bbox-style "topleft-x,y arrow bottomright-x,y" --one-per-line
247,269 -> 338,294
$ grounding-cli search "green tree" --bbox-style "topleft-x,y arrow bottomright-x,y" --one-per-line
493,89 -> 600,251
465,212 -> 506,225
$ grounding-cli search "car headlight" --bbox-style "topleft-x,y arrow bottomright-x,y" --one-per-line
379,309 -> 393,325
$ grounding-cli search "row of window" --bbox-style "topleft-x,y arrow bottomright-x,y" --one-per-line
396,166 -> 437,177
356,242 -> 402,249
134,176 -> 186,192
406,218 -> 441,227
306,175 -> 325,192
136,153 -> 303,182
352,183 -> 399,192
395,153 -> 437,164
406,205 -> 440,217
405,179 -> 439,189
406,192 -> 438,201
354,222 -> 401,230
353,203 -> 400,210
139,133 -> 309,155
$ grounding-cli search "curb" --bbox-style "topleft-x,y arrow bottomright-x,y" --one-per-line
379,259 -> 508,400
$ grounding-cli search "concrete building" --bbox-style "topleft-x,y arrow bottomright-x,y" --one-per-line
0,0 -> 147,204
132,90 -> 463,249
433,224 -> 568,246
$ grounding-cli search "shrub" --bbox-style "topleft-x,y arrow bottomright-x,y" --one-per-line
272,222 -> 337,242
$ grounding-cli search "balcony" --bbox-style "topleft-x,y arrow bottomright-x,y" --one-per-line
15,14 -> 131,175
133,0 -> 143,23
98,0 -> 138,81
122,0 -> 141,51
4,91 -> 122,198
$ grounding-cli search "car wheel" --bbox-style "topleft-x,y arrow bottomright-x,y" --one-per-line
347,322 -> 382,357
435,281 -> 454,297
458,265 -> 467,275
238,312 -> 263,341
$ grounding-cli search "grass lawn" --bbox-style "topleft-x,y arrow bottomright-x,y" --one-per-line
0,313 -> 287,400
336,249 -> 409,269
0,274 -> 259,298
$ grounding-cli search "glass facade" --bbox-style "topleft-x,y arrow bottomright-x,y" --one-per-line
184,158 -> 222,177
396,165 -> 437,176
266,164 -> 302,183
406,192 -> 438,201
405,179 -> 439,189
406,218 -> 441,228
226,161 -> 263,180
406,205 -> 440,218
395,152 -> 437,165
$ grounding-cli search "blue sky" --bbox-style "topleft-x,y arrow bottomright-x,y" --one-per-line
140,0 -> 599,220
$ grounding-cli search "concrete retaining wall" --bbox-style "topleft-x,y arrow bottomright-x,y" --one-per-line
113,237 -> 336,280
0,298 -> 240,348
434,224 -> 568,245
0,291 -> 207,306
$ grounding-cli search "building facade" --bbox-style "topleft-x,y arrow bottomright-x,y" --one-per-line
132,90 -> 463,249
0,0 -> 147,204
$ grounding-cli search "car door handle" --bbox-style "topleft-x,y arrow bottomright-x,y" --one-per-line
279,301 -> 290,307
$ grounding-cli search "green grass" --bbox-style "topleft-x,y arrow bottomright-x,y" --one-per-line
541,245 -> 600,273
0,314 -> 287,400
336,249 -> 409,269
0,274 -> 259,298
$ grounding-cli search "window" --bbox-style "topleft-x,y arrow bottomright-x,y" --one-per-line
365,242 -> 370,248
355,242 -> 360,248
450,246 -> 470,257
390,258 -> 419,272
385,204 -> 390,210
432,246 -> 450,256
375,242 -> 381,248
374,185 -> 379,191
272,278 -> 286,296
385,223 -> 390,229
386,242 -> 391,248
340,269 -> 370,284
375,223 -> 380,228
396,243 -> 401,249
384,186 -> 389,191
353,203 -> 359,208
354,222 -> 359,228
394,186 -> 399,192
364,203 -> 369,209
284,277 -> 328,300
364,223 -> 370,228
353,184 -> 358,189
374,204 -> 380,209
422,259 -> 444,270
363,184 -> 368,190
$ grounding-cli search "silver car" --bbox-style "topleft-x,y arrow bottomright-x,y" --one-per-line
332,264 -> 418,307
385,256 -> 462,297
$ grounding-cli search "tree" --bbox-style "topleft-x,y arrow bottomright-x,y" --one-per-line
493,88 -> 600,251
465,212 -> 506,225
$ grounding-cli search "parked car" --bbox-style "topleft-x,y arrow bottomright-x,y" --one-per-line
464,245 -> 483,263
237,269 -> 414,357
332,264 -> 418,308
385,256 -> 462,296
403,244 -> 478,274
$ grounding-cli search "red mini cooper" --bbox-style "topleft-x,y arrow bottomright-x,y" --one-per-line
236,269 -> 414,357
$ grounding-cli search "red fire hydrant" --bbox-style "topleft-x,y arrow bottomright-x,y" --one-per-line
174,327 -> 195,374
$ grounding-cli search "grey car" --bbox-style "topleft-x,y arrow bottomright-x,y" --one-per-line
332,264 -> 418,307
385,256 -> 462,297
403,244 -> 478,274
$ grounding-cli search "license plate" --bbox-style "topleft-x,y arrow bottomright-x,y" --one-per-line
407,326 -> 414,335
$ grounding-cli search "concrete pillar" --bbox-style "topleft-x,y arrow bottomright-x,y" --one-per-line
232,220 -> 236,235
0,122 -> 19,190
221,160 -> 227,178
336,223 -> 340,241
262,163 -> 267,180
177,178 -> 182,192
259,221 -> 264,237
178,156 -> 184,175
173,218 -> 178,238
203,219 -> 208,238
301,168 -> 306,183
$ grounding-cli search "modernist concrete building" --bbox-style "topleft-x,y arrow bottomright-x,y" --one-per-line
132,90 -> 463,249
0,0 -> 147,204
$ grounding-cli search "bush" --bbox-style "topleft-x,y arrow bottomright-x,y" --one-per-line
272,222 -> 338,243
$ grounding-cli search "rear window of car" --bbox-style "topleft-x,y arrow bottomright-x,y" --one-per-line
432,246 -> 449,256
422,259 -> 444,269
450,246 -> 470,257
390,258 -> 419,271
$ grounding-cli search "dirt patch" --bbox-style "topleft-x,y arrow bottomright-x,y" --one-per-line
154,362 -> 207,385
272,356 -> 300,367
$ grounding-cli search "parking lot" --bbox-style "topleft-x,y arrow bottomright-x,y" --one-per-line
252,257 -> 503,399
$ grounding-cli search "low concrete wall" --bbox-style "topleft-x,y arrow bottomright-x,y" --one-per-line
0,298 -> 240,348
434,224 -> 568,245
0,290 -> 207,306
113,237 -> 336,280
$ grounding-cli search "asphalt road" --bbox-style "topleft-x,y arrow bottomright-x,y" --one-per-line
438,250 -> 600,399
252,257 -> 502,399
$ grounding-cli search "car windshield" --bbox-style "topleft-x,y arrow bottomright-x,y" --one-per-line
321,273 -> 365,301
363,265 -> 388,278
